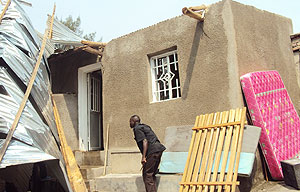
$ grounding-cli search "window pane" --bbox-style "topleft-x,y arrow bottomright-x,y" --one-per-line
150,51 -> 180,102
172,89 -> 177,98
169,54 -> 174,63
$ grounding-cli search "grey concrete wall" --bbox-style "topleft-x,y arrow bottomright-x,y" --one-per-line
100,0 -> 300,173
53,94 -> 79,151
231,0 -> 300,112
102,0 -> 233,152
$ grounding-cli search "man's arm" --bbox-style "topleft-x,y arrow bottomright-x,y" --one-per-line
141,138 -> 148,165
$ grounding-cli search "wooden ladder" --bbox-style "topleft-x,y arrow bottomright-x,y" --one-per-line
179,107 -> 247,192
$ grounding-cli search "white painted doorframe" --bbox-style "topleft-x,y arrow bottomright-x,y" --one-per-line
78,62 -> 101,151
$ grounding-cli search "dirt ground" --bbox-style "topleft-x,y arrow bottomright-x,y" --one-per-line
249,181 -> 299,192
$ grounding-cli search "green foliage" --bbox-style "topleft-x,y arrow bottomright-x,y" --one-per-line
60,15 -> 83,36
60,15 -> 102,42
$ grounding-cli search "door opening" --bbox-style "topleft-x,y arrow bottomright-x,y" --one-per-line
87,70 -> 103,150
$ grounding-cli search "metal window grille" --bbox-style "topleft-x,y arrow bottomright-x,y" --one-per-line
90,76 -> 101,112
150,51 -> 181,102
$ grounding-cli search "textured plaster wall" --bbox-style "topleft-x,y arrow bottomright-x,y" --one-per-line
101,0 -> 299,173
102,0 -> 236,152
231,0 -> 300,111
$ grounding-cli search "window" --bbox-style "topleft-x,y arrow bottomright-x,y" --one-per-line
150,51 -> 181,102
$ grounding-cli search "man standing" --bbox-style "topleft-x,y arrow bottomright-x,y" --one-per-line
130,115 -> 166,192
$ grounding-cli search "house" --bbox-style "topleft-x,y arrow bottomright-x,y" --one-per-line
49,0 -> 300,190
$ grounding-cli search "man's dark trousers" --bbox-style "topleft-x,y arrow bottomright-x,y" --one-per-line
142,151 -> 163,192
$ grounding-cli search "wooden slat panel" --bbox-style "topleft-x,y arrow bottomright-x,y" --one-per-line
180,108 -> 246,192
224,109 -> 241,192
232,108 -> 247,192
210,111 -> 229,192
217,109 -> 236,192
180,181 -> 240,186
188,115 -> 210,192
195,113 -> 215,192
183,115 -> 207,192
203,112 -> 222,192
179,116 -> 201,192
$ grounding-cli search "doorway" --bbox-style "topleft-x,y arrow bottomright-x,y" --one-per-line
78,63 -> 103,151
87,70 -> 103,150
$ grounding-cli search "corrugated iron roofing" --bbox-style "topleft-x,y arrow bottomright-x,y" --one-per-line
0,0 -> 71,191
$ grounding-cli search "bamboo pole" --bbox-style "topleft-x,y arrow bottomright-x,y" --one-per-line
0,0 -> 11,24
0,4 -> 55,163
49,3 -> 56,39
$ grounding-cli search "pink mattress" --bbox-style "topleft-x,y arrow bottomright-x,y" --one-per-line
240,71 -> 300,180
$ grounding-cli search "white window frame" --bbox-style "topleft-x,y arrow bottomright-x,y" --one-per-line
150,50 -> 181,102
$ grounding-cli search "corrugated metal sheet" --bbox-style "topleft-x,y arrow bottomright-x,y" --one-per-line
47,16 -> 84,43
0,0 -> 72,191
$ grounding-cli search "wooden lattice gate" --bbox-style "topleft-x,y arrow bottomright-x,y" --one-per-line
179,108 -> 247,192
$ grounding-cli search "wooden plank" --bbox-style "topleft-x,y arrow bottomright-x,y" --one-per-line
224,109 -> 241,192
192,121 -> 243,130
0,4 -> 56,162
180,181 -> 239,186
189,113 -> 214,192
0,0 -> 11,24
179,116 -> 200,192
183,115 -> 206,192
52,98 -> 87,192
103,124 -> 109,175
217,110 -> 236,192
48,3 -> 56,39
210,111 -> 229,192
231,108 -> 247,192
188,115 -> 208,192
203,112 -> 222,192
195,113 -> 215,192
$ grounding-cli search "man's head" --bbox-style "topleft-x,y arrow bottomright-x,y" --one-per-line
130,115 -> 140,128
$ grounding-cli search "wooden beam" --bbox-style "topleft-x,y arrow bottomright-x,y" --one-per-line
0,0 -> 11,24
179,181 -> 240,186
192,121 -> 243,130
81,40 -> 107,47
48,3 -> 56,39
52,97 -> 87,192
103,124 -> 110,175
81,46 -> 104,56
182,5 -> 207,21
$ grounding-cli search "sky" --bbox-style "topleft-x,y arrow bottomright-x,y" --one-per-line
20,0 -> 300,42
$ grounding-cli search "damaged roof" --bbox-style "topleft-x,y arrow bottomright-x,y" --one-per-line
0,0 -> 71,191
